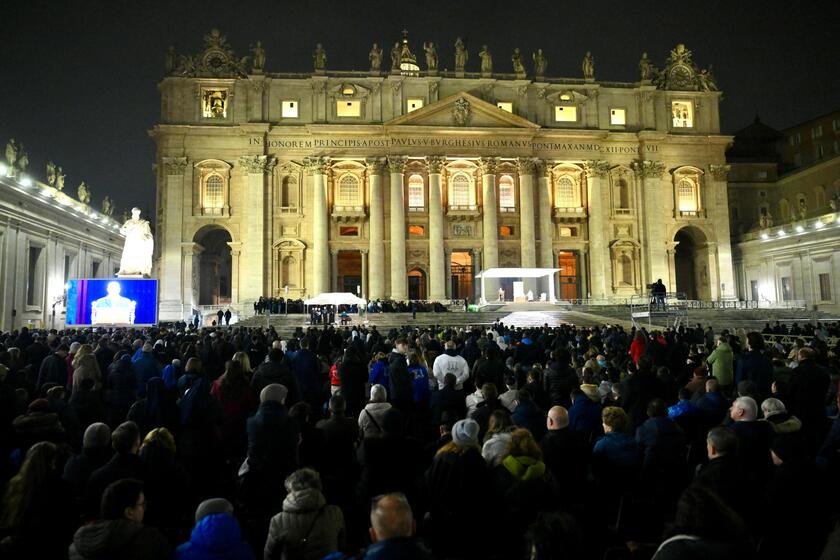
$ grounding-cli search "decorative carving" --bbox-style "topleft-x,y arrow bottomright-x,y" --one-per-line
517,85 -> 528,97
391,80 -> 402,93
482,82 -> 494,97
313,43 -> 327,72
452,223 -> 473,237
582,51 -> 595,81
429,82 -> 439,96
638,52 -> 653,82
708,164 -> 730,181
364,157 -> 386,175
511,48 -> 525,76
238,155 -> 276,174
583,160 -> 610,178
423,42 -> 438,71
174,29 -> 248,78
536,87 -> 547,99
251,79 -> 268,93
56,166 -> 65,190
387,156 -> 406,174
478,157 -> 498,176
632,160 -> 666,179
535,160 -> 551,178
452,97 -> 472,127
162,156 -> 188,175
533,49 -> 547,77
654,43 -> 717,91
77,182 -> 91,204
46,161 -> 57,186
516,158 -> 536,175
165,46 -> 176,74
251,41 -> 265,73
369,43 -> 382,72
454,37 -> 468,73
479,45 -> 493,74
304,156 -> 331,175
101,196 -> 114,216
311,80 -> 326,93
4,139 -> 28,172
425,156 -> 445,174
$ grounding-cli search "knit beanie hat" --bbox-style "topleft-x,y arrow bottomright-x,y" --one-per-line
194,498 -> 234,523
451,419 -> 479,448
83,423 -> 111,449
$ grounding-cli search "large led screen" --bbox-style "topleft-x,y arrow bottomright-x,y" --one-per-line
66,279 -> 158,326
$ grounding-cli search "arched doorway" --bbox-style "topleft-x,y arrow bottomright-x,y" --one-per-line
408,268 -> 427,300
673,227 -> 710,300
195,227 -> 232,305
450,251 -> 473,301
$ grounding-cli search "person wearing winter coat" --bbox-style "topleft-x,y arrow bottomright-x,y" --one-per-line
635,399 -> 686,488
71,353 -> 102,396
338,347 -> 367,417
734,332 -> 774,400
358,384 -> 392,439
251,349 -> 300,406
69,479 -> 172,560
105,354 -> 137,427
591,407 -> 640,485
760,398 -> 802,435
176,498 -> 254,560
512,388 -> 547,441
265,468 -> 345,560
706,335 -> 734,392
542,351 -> 578,408
132,343 -> 161,397
388,338 -> 413,412
432,340 -> 470,390
64,423 -> 113,497
567,389 -> 602,440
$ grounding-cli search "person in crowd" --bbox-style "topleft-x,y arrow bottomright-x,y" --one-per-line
69,479 -> 172,560
338,347 -> 367,417
735,332 -> 774,400
132,343 -> 161,397
358,384 -> 392,438
540,405 -> 589,503
105,354 -> 137,427
1,441 -> 77,559
499,373 -> 519,412
127,377 -> 179,439
179,371 -> 222,500
432,340 -> 470,390
591,406 -> 639,485
760,397 -> 802,435
36,342 -> 69,391
176,497 -> 254,560
84,421 -> 145,519
251,348 -> 299,406
568,388 -> 602,441
12,397 -> 66,452
211,359 -> 257,458
139,427 -> 190,528
71,352 -> 102,396
429,373 -> 465,425
64,422 -> 113,496
773,346 -> 831,448
707,334 -> 734,394
481,408 -> 516,466
543,350 -> 578,408
465,377 -> 485,417
470,382 -> 508,441
729,396 -> 774,482
636,398 -> 686,492
512,387 -> 547,440
360,493 -> 432,559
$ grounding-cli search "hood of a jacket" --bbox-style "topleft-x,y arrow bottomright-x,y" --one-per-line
72,519 -> 143,558
502,454 -> 546,481
187,513 -> 244,551
282,488 -> 326,514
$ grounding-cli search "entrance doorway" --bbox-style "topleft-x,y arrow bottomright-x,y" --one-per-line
674,227 -> 710,300
557,251 -> 579,300
450,251 -> 473,302
408,268 -> 427,300
195,227 -> 232,305
337,251 -> 362,295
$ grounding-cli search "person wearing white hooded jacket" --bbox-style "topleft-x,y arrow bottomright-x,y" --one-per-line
432,341 -> 470,390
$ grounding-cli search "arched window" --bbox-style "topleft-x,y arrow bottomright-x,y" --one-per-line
451,174 -> 471,206
408,174 -> 424,209
203,175 -> 224,212
620,254 -> 633,285
614,178 -> 630,209
677,178 -> 698,212
280,176 -> 298,208
337,175 -> 360,206
554,175 -> 579,208
499,175 -> 516,210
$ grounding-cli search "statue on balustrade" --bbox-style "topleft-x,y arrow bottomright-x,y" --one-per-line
511,48 -> 525,75
369,43 -> 382,72
118,207 -> 154,277
533,49 -> 547,77
313,43 -> 327,71
479,45 -> 492,74
582,51 -> 595,80
423,42 -> 438,71
454,37 -> 468,72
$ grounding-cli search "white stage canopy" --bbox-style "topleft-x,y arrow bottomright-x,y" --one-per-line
304,292 -> 366,306
475,267 -> 561,303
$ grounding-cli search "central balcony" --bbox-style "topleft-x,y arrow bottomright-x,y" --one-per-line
552,206 -> 587,223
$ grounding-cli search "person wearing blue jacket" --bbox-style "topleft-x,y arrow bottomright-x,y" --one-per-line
176,498 -> 254,560
734,332 -> 774,400
567,389 -> 602,440
132,343 -> 161,397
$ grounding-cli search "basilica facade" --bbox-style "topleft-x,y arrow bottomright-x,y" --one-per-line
152,31 -> 735,320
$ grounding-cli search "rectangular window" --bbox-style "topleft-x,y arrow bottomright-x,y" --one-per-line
91,260 -> 100,279
499,225 -> 514,237
202,89 -> 228,119
814,125 -> 823,138
780,277 -> 792,301
559,227 -> 577,237
496,102 -> 513,113
671,101 -> 693,128
408,225 -> 425,236
795,133 -> 801,144
336,100 -> 361,117
339,226 -> 359,236
26,246 -> 43,306
610,108 -> 626,126
819,273 -> 831,301
554,105 -> 577,122
788,136 -> 795,146
816,144 -> 825,159
281,100 -> 299,118
757,171 -> 768,180
750,280 -> 759,301
406,98 -> 424,113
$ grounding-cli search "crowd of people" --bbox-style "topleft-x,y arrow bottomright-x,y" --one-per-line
255,297 -> 452,317
0,319 -> 839,559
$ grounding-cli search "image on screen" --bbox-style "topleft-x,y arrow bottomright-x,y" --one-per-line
66,279 -> 158,326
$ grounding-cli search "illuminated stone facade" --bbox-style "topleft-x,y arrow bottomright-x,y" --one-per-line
152,31 -> 735,320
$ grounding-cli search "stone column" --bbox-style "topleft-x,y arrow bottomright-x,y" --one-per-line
238,155 -> 276,303
365,158 -> 385,299
306,156 -> 331,295
444,247 -> 453,299
360,249 -> 368,298
471,248 -> 482,303
633,160 -> 669,287
387,157 -> 408,300
517,158 -> 537,268
479,158 -> 499,295
666,243 -> 678,292
182,243 -> 203,314
536,160 -> 554,268
159,157 -> 188,320
427,156 -> 446,300
227,242 -> 242,307
331,249 -> 339,292
584,161 -> 610,299
708,164 -> 736,298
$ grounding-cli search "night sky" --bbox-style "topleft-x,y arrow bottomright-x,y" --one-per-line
1,0 -> 837,220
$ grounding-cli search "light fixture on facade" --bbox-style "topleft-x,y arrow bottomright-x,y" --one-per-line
760,233 -> 769,240
0,164 -> 7,176
815,220 -> 824,229
778,229 -> 786,237
795,225 -> 804,233
19,176 -> 32,187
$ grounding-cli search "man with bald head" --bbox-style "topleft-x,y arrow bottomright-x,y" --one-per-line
365,493 -> 431,558
540,406 -> 589,502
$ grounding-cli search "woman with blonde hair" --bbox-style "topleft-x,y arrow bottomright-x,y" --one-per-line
71,352 -> 102,395
140,427 -> 190,527
231,350 -> 253,380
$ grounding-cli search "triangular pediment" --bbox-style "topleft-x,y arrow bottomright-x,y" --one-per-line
385,92 -> 540,129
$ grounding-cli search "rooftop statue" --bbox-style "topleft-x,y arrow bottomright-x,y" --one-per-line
102,196 -> 114,216
582,51 -> 595,80
423,42 -> 438,71
696,66 -> 718,91
46,161 -> 57,186
165,46 -> 176,73
639,52 -> 652,81
533,49 -> 547,77
118,207 -> 154,278
369,43 -> 383,72
454,37 -> 468,72
56,166 -> 65,191
4,139 -> 28,173
511,48 -> 525,76
479,45 -> 492,74
251,41 -> 266,72
77,181 -> 91,205
313,43 -> 327,71
390,42 -> 400,72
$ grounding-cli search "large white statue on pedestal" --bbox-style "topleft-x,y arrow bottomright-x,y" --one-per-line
117,207 -> 154,277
